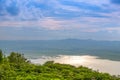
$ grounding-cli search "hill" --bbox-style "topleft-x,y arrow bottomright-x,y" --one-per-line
0,50 -> 120,80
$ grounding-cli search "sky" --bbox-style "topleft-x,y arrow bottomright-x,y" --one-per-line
0,0 -> 120,40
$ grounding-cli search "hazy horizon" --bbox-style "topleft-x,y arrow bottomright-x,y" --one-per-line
1,38 -> 120,42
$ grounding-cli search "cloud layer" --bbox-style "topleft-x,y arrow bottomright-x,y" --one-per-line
110,0 -> 120,4
0,0 -> 120,40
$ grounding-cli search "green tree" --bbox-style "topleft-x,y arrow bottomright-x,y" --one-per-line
0,49 -> 3,63
8,52 -> 27,63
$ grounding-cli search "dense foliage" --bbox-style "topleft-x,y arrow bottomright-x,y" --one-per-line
0,50 -> 120,80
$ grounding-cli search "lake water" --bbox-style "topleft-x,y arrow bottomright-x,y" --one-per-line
0,40 -> 120,75
30,55 -> 120,75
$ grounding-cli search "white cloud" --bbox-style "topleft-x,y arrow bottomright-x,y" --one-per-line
1,0 -> 120,33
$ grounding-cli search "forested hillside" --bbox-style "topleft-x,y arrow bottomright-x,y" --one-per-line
0,50 -> 120,80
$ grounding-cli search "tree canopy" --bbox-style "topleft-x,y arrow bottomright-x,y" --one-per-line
0,49 -> 3,63
0,50 -> 120,80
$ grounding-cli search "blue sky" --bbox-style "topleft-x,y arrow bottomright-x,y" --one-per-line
0,0 -> 120,40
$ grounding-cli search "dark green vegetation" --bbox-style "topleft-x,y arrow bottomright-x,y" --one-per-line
0,39 -> 120,61
0,50 -> 120,80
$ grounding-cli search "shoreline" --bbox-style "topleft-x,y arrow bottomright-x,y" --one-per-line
30,55 -> 120,75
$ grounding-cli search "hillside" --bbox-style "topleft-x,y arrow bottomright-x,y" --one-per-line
0,50 -> 120,80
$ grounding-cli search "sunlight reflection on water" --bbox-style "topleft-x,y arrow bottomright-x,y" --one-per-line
30,55 -> 120,75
